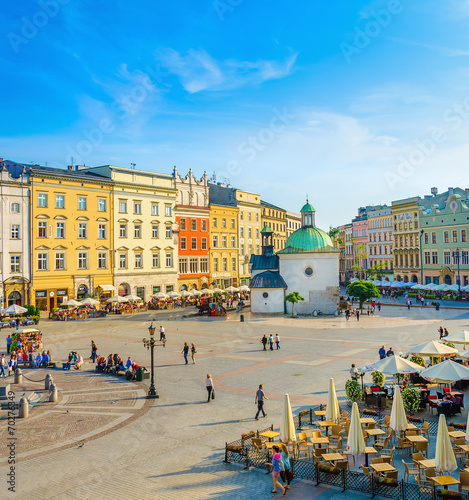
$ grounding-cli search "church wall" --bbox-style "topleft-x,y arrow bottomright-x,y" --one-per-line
251,288 -> 285,313
279,253 -> 339,315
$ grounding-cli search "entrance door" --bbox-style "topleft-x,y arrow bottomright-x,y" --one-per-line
8,291 -> 21,306
49,296 -> 55,311
444,275 -> 452,285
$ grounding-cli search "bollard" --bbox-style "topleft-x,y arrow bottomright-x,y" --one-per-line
14,368 -> 22,384
19,397 -> 29,419
45,374 -> 53,391
240,314 -> 244,322
49,383 -> 58,403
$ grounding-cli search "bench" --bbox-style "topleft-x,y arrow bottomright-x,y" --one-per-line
96,366 -> 150,380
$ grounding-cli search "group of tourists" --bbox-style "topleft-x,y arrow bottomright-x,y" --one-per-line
95,350 -> 141,380
62,352 -> 84,370
181,342 -> 197,364
261,334 -> 281,350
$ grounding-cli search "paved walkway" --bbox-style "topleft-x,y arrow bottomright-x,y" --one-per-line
1,305 -> 469,498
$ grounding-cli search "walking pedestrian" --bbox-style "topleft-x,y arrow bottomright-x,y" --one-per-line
205,373 -> 214,402
377,302 -> 381,312
438,326 -> 444,339
268,445 -> 286,495
379,345 -> 386,359
356,310 -> 360,321
269,335 -> 274,350
15,317 -> 20,331
181,342 -> 189,364
159,325 -> 165,341
280,443 -> 292,491
6,335 -> 11,354
191,343 -> 197,364
444,328 -> 449,337
386,347 -> 394,357
261,334 -> 268,351
255,384 -> 268,420
350,364 -> 358,380
91,340 -> 98,363
0,354 -> 6,377
275,334 -> 280,349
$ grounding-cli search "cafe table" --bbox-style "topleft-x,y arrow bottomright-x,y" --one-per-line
418,459 -> 436,470
360,417 -> 376,425
366,428 -> 386,443
370,463 -> 396,477
456,444 -> 469,453
322,452 -> 345,464
431,475 -> 460,494
448,430 -> 466,439
314,410 -> 326,421
406,434 -> 428,452
364,446 -> 377,467
317,420 -> 336,435
406,423 -> 419,431
309,437 -> 329,448
259,431 -> 280,442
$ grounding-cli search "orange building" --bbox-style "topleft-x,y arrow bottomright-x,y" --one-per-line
174,168 -> 210,290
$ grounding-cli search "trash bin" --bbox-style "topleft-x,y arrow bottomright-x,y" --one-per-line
136,367 -> 145,382
436,303 -> 440,311
240,314 -> 244,322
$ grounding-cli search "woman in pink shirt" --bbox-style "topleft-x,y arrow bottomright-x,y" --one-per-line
268,445 -> 286,495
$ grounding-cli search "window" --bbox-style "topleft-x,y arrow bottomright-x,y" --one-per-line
78,197 -> 87,210
98,224 -> 106,239
98,198 -> 106,211
78,223 -> 86,239
462,251 -> 469,265
424,251 -> 431,265
248,212 -> 252,221
222,235 -> 227,248
165,253 -> 173,267
213,258 -> 219,272
240,212 -> 244,220
165,205 -> 172,216
56,222 -> 66,238
119,253 -> 127,269
256,213 -> 259,222
191,237 -> 197,250
151,204 -> 159,216
191,219 -> 197,231
166,285 -> 173,293
134,225 -> 141,238
38,221 -> 47,238
248,228 -> 252,239
201,237 -> 207,250
212,235 -> 218,247
256,229 -> 260,239
55,252 -> 65,270
134,202 -> 142,214
38,253 -> 48,270
424,233 -> 429,244
11,225 -> 20,239
152,286 -> 160,294
200,258 -> 208,273
212,218 -> 217,228
152,225 -> 158,238
432,232 -> 437,244
231,219 -> 235,229
231,257 -> 236,271
222,218 -> 226,228
190,258 -> 198,273
432,251 -> 438,264
241,244 -> 245,255
179,258 -> 188,274
180,219 -> 186,231
240,227 -> 244,238
462,230 -> 467,242
55,195 -> 65,208
165,226 -> 172,238
119,224 -> 127,238
98,252 -> 107,269
10,256 -> 20,273
119,200 -> 127,213
444,231 -> 449,243
201,220 -> 207,232
11,203 -> 19,213
231,236 -> 236,247
444,251 -> 451,265
180,237 -> 186,250
222,258 -> 228,271
78,252 -> 88,269
453,230 -> 458,243
135,253 -> 142,268
152,253 -> 160,268
38,193 -> 47,207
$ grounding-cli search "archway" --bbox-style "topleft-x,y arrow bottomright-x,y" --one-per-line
118,283 -> 130,296
8,291 -> 21,306
444,275 -> 452,285
403,276 -> 409,283
412,275 -> 418,283
77,284 -> 88,300
396,275 -> 402,281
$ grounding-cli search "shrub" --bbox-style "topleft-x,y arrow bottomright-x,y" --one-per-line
445,342 -> 456,349
31,315 -> 40,324
371,370 -> 385,387
409,355 -> 425,367
345,379 -> 362,402
402,388 -> 421,414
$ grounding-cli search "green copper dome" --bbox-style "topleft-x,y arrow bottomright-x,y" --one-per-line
300,202 -> 315,212
277,227 -> 338,254
261,225 -> 273,233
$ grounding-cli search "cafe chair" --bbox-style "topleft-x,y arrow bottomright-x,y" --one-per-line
335,460 -> 348,470
313,447 -> 328,463
339,411 -> 349,425
311,430 -> 323,439
416,475 -> 434,497
329,425 -> 344,444
460,471 -> 469,493
397,437 -> 412,456
385,470 -> 398,480
424,468 -> 436,484
454,448 -> 467,465
415,441 -> 428,458
428,395 -> 438,414
381,446 -> 395,465
362,466 -> 372,478
421,421 -> 430,440
402,459 -> 419,482
412,452 -> 424,469
371,457 -> 384,465
328,437 -> 343,454
296,440 -> 309,460
251,438 -> 264,452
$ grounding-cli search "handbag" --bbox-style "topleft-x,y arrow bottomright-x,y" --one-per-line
287,469 -> 294,481
211,390 -> 215,400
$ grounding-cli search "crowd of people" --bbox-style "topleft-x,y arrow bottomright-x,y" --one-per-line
261,334 -> 281,350
62,352 -> 84,370
96,352 -> 140,380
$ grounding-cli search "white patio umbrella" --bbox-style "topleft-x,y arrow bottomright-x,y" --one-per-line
435,414 -> 457,474
463,285 -> 469,292
239,285 -> 250,292
167,291 -> 181,298
447,284 -> 460,292
465,412 -> 469,442
80,297 -> 100,306
443,330 -> 469,348
179,290 -> 192,297
380,280 -> 391,287
325,378 -> 340,423
411,283 -> 425,290
225,286 -> 239,292
389,385 -> 407,434
425,283 -> 438,290
107,296 -> 129,303
61,299 -> 82,307
190,289 -> 202,296
435,284 -> 451,292
346,402 -> 365,459
280,394 -> 297,444
362,356 -> 424,375
458,349 -> 469,359
124,294 -> 142,301
420,359 -> 469,384
212,288 -> 224,293
408,340 -> 458,358
151,292 -> 168,299
201,289 -> 214,295
3,304 -> 28,314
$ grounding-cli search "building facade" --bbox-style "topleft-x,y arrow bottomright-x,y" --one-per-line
86,165 -> 178,300
261,200 -> 287,252
344,224 -> 353,281
351,209 -> 368,278
174,167 -> 210,291
391,196 -> 421,283
236,189 -> 261,285
367,206 -> 393,280
29,165 -> 114,311
286,211 -> 301,237
335,225 -> 346,283
0,160 -> 31,307
420,187 -> 469,287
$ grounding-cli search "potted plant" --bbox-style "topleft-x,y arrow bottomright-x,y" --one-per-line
371,370 -> 385,387
345,379 -> 362,402
409,355 -> 425,367
402,388 -> 421,414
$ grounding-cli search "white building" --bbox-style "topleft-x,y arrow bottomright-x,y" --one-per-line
367,206 -> 393,280
250,202 -> 340,315
0,160 -> 31,306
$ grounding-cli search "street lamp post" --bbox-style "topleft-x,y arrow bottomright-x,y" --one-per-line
419,229 -> 424,285
142,323 -> 159,399
452,248 -> 461,299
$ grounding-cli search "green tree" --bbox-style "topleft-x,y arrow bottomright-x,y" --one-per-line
347,280 -> 380,311
328,226 -> 343,246
285,291 -> 305,317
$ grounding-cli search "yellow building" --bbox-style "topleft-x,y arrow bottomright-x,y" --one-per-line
261,200 -> 287,252
209,203 -> 239,288
30,165 -> 114,311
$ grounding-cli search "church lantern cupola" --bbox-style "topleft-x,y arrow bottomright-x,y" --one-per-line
300,200 -> 316,228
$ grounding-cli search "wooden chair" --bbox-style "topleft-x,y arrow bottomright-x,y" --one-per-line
328,437 -> 343,454
385,470 -> 398,480
416,475 -> 434,498
362,466 -> 372,478
296,440 -> 309,459
397,437 -> 412,456
454,438 -> 466,447
311,430 -> 323,439
335,460 -> 348,470
402,459 -> 419,482
251,438 -> 264,452
447,426 -> 455,432
339,411 -> 349,425
412,452 -> 424,469
381,446 -> 395,465
374,436 -> 389,452
371,457 -> 383,465
366,421 -> 376,431
377,414 -> 390,429
405,430 -> 418,437
455,448 -> 467,465
421,422 -> 430,440
460,471 -> 469,493
330,425 -> 344,443
313,447 -> 328,463
424,468 -> 436,484
415,440 -> 428,458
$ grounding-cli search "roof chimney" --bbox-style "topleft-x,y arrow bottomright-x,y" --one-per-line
448,187 -> 454,195
431,187 -> 438,197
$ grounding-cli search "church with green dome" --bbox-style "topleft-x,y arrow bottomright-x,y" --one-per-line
250,201 -> 340,314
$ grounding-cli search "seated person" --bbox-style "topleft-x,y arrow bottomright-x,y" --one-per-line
73,353 -> 84,370
41,351 -> 50,368
125,357 -> 133,370
63,353 -> 73,370
46,350 -> 52,363
35,353 -> 43,368
115,356 -> 125,373
96,356 -> 107,372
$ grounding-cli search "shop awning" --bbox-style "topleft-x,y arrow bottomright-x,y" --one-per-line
97,285 -> 116,292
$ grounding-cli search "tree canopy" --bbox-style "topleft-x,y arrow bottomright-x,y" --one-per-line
285,291 -> 305,316
347,280 -> 380,310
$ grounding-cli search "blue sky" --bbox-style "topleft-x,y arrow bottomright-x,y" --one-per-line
2,0 -> 469,227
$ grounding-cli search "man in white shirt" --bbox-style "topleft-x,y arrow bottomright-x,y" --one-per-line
350,364 -> 358,380
159,325 -> 165,341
